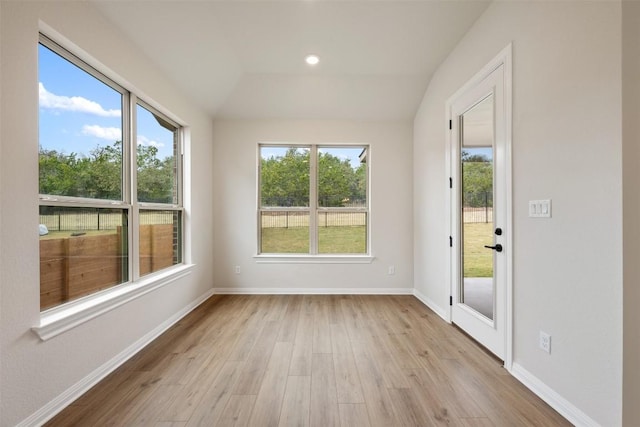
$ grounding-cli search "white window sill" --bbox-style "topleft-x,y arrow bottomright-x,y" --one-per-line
254,255 -> 375,264
32,264 -> 195,341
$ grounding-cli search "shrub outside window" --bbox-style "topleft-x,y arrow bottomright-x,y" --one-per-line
38,34 -> 183,311
259,145 -> 368,255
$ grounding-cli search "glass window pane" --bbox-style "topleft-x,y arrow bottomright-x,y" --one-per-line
260,147 -> 310,208
318,147 -> 367,207
39,206 -> 128,311
136,104 -> 179,204
139,210 -> 182,276
260,212 -> 309,253
460,94 -> 495,320
318,212 -> 367,254
38,43 -> 123,200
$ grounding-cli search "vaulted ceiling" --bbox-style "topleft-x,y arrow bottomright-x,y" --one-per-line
91,1 -> 491,121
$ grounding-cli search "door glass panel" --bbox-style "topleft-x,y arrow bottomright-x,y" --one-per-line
460,94 -> 494,320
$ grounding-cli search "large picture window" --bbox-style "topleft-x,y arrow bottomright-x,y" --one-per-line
259,145 -> 368,255
38,35 -> 183,311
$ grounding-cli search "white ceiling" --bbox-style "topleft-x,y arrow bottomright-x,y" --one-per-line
90,1 -> 491,121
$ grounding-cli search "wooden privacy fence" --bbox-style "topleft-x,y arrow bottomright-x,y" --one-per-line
139,224 -> 175,277
40,224 -> 175,310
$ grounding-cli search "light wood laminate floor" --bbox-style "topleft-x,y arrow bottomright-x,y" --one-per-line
46,295 -> 571,426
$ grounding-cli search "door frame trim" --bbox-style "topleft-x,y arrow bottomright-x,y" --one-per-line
445,43 -> 513,370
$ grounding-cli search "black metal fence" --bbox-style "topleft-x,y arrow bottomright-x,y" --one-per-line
463,192 -> 493,223
39,207 -> 174,232
261,211 -> 366,228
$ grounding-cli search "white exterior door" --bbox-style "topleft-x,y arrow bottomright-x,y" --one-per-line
448,47 -> 511,362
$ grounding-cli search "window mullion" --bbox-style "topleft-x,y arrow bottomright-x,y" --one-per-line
128,94 -> 140,281
309,145 -> 318,254
176,129 -> 183,206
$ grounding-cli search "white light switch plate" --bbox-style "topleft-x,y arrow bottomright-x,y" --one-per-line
529,200 -> 552,218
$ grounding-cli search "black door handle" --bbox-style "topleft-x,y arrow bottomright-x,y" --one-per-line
484,244 -> 503,252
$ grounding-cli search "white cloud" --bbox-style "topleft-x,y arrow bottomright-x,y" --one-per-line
39,82 -> 121,117
137,135 -> 165,148
82,125 -> 121,141
80,127 -> 166,149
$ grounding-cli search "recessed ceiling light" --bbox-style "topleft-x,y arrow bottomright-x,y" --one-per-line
305,54 -> 320,66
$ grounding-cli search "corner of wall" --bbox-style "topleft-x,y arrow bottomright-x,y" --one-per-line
622,1 -> 640,425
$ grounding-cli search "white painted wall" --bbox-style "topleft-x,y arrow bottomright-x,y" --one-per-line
0,2 -> 214,425
0,0 -> 3,417
212,119 -> 413,292
414,2 -> 622,425
622,1 -> 640,425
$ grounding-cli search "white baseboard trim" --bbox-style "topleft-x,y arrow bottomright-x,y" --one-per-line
213,287 -> 414,295
410,295 -> 593,426
510,363 -> 600,427
18,288 -> 215,427
412,288 -> 449,322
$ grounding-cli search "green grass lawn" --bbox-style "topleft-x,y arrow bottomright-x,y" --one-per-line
261,226 -> 366,254
319,226 -> 366,253
463,222 -> 494,277
263,223 -> 491,273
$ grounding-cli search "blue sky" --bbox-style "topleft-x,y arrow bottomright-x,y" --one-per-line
463,146 -> 493,161
38,43 -> 174,160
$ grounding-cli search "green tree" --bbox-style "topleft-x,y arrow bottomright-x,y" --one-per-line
261,148 -> 310,206
260,148 -> 367,208
39,141 -> 174,202
39,149 -> 84,197
318,152 -> 354,207
461,151 -> 493,207
352,163 -> 367,205
85,142 -> 122,199
137,145 -> 174,203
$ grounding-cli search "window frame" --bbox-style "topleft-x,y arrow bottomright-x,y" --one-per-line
35,33 -> 189,338
133,98 -> 184,279
38,34 -> 130,206
257,143 -> 371,259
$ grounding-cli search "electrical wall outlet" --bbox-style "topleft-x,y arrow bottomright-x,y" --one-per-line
235,265 -> 241,274
539,331 -> 551,354
388,265 -> 395,275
